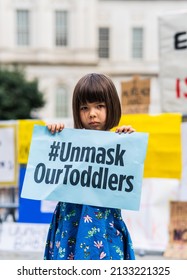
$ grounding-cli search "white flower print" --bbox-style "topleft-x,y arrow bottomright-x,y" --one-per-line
68,252 -> 74,260
100,251 -> 106,259
109,222 -> 114,227
94,241 -> 103,249
83,215 -> 92,223
49,241 -> 53,249
55,241 -> 60,248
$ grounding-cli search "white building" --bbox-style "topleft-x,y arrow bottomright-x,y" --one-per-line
0,0 -> 187,120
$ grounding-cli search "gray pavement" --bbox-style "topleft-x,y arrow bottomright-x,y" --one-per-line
0,250 -> 167,260
0,250 -> 43,260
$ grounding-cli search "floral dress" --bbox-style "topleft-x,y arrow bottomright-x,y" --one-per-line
44,202 -> 135,260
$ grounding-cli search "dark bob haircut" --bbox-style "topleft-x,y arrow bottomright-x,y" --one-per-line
72,73 -> 121,130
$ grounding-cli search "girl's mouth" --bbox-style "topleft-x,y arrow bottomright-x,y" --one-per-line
89,122 -> 99,126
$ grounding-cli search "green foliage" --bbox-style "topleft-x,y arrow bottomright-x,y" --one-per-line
0,68 -> 45,120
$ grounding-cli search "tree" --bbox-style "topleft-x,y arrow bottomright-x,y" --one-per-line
0,68 -> 45,120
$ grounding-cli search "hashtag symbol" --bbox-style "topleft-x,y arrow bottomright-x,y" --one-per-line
48,141 -> 61,161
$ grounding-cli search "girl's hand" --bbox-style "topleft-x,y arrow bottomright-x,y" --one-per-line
115,125 -> 135,134
47,123 -> 65,134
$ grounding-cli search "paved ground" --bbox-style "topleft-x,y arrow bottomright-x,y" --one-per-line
0,250 -> 43,260
0,250 -> 167,260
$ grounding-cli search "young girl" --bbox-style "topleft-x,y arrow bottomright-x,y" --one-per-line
44,73 -> 135,260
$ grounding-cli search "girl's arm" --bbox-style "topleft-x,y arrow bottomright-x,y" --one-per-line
47,123 -> 65,134
115,125 -> 135,134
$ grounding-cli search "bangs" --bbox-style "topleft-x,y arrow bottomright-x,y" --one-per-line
78,89 -> 106,105
77,75 -> 106,105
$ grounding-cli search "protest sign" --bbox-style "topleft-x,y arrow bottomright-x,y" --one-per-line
179,122 -> 187,200
0,122 -> 18,186
18,119 -> 45,164
121,76 -> 150,114
164,201 -> 187,259
159,11 -> 187,113
21,125 -> 148,211
0,221 -> 48,252
18,165 -> 53,223
115,113 -> 182,179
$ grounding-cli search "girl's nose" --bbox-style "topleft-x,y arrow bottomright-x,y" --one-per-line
89,108 -> 96,118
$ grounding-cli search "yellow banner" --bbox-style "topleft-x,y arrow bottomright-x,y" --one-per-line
18,120 -> 45,164
113,113 -> 182,179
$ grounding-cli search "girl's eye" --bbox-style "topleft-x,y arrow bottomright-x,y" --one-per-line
80,106 -> 88,111
97,104 -> 105,109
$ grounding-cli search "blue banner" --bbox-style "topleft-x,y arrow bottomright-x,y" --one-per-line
21,125 -> 148,210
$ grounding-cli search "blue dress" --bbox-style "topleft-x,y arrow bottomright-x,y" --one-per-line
44,202 -> 135,260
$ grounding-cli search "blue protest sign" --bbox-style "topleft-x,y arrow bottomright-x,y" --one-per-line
21,125 -> 148,210
18,165 -> 53,223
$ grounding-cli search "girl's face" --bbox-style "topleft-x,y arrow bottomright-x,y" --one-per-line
79,102 -> 107,130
